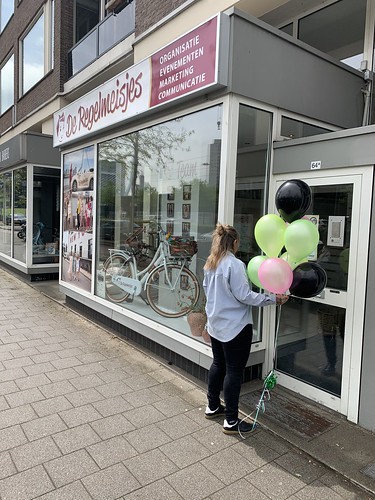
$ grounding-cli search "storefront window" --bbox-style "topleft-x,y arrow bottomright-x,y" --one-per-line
95,105 -> 222,338
13,167 -> 27,263
0,172 -> 12,257
62,146 -> 95,289
32,167 -> 60,265
234,104 -> 273,342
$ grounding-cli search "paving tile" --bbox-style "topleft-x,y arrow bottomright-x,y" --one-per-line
3,356 -> 35,370
52,423 -> 101,454
93,395 -> 133,417
166,462 -> 225,500
192,422 -> 239,453
50,357 -> 83,370
202,447 -> 257,485
35,480 -> 92,500
96,380 -> 133,398
209,477 -> 269,499
56,347 -> 84,359
30,352 -> 61,364
0,465 -> 54,500
81,462 -> 140,500
125,373 -> 159,391
16,373 -> 51,390
275,451 -> 327,484
90,413 -> 135,439
245,462 -> 306,499
124,448 -> 178,485
160,435 -> 211,468
39,380 -> 76,399
232,438 -> 282,467
125,423 -> 172,453
122,387 -> 162,408
11,436 -> 61,471
155,413 -> 201,439
153,395 -> 194,417
124,404 -> 166,428
0,451 -> 17,480
44,449 -> 99,488
0,367 -> 27,383
73,362 -> 106,376
46,368 -> 78,382
0,404 -> 36,430
77,352 -> 108,363
294,480 -> 345,499
0,394 -> 9,410
124,478 -> 183,499
5,386 -> 45,407
65,387 -> 103,407
319,471 -> 371,498
32,395 -> 73,417
97,368 -> 129,383
59,404 -> 102,428
69,373 -> 104,391
22,413 -> 67,441
87,435 -> 137,468
24,362 -> 55,376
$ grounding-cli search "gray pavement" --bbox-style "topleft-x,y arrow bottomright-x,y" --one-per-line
0,267 -> 373,499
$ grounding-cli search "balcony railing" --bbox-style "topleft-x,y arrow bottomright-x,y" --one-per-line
68,1 -> 135,78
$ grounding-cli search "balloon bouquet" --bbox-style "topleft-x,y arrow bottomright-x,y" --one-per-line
245,179 -> 327,431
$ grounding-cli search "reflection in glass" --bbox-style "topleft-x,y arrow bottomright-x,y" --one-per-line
280,117 -> 331,140
0,172 -> 12,257
96,105 -> 222,336
0,55 -> 14,114
276,183 -> 353,397
1,1 -> 14,31
234,104 -> 273,342
298,0 -> 366,70
277,298 -> 345,397
32,167 -> 60,265
13,168 -> 27,263
22,13 -> 45,93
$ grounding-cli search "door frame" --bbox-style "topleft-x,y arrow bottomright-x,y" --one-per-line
268,167 -> 373,422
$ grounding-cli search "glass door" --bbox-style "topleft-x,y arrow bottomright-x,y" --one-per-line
272,169 -> 372,420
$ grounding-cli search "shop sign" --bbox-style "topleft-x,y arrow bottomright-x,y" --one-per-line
0,136 -> 24,170
54,16 -> 221,147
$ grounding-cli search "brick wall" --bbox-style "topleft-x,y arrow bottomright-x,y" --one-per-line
135,0 -> 187,36
0,0 -> 73,132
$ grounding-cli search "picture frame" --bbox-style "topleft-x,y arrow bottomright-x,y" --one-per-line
183,184 -> 191,201
167,203 -> 175,218
182,204 -> 191,219
167,187 -> 175,201
182,222 -> 190,237
166,220 -> 174,234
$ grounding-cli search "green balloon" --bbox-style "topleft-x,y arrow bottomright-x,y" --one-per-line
284,219 -> 319,261
247,255 -> 267,288
280,252 -> 308,270
254,214 -> 286,257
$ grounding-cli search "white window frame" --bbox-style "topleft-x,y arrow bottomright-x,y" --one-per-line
19,0 -> 54,96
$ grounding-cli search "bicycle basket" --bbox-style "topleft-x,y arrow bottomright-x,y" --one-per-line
168,236 -> 198,258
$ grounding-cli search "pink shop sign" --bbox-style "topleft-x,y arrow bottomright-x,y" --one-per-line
54,16 -> 220,147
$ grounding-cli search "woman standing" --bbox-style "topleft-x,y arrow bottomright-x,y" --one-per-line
203,223 -> 288,435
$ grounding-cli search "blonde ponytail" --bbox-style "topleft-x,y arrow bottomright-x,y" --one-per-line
204,223 -> 238,271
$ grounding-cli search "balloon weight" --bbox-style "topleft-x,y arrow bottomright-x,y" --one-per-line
275,179 -> 312,223
290,262 -> 327,298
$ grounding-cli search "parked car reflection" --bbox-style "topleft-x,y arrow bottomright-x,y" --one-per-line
5,213 -> 26,225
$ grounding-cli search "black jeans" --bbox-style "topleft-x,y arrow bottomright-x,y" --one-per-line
207,324 -> 253,422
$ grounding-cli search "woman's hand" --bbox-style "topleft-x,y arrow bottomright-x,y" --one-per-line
276,294 -> 289,306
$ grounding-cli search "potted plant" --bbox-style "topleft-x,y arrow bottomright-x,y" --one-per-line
187,298 -> 211,344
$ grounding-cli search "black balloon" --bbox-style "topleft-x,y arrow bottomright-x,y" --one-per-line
275,179 -> 312,223
290,262 -> 327,298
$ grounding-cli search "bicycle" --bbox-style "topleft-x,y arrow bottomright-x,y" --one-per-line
102,226 -> 200,318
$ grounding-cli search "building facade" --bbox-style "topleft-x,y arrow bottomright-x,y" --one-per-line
2,0 -> 375,432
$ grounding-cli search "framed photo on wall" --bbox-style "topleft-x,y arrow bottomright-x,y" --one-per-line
183,185 -> 191,200
182,204 -> 191,219
167,203 -> 174,217
182,222 -> 190,237
167,187 -> 175,200
166,220 -> 174,234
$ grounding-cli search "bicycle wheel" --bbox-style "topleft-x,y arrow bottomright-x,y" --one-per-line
146,263 -> 200,318
103,254 -> 134,303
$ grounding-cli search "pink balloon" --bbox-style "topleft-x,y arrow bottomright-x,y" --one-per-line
258,258 -> 293,294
